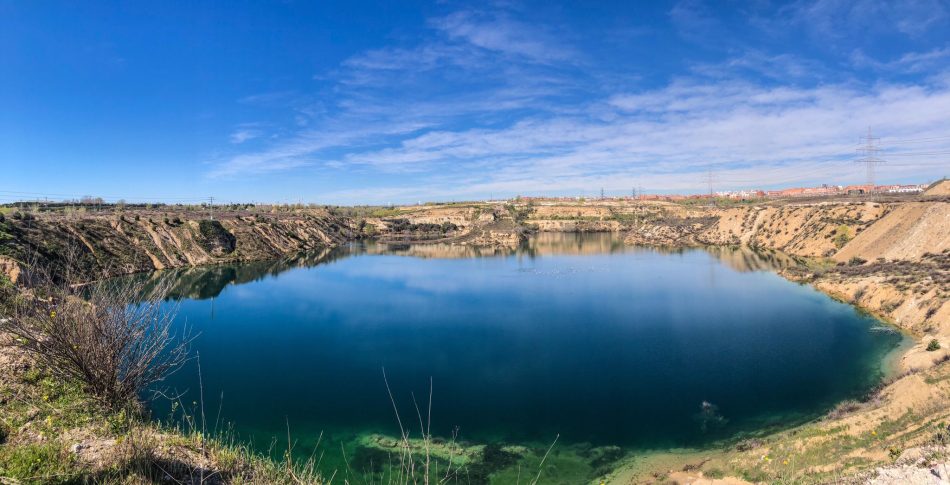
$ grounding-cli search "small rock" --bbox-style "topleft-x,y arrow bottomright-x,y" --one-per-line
70,442 -> 87,454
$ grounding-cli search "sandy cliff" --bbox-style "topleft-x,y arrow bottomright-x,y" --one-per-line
0,209 -> 356,283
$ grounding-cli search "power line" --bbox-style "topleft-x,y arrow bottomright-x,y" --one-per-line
885,150 -> 950,157
884,134 -> 950,144
701,170 -> 717,196
855,127 -> 886,187
0,189 -> 207,202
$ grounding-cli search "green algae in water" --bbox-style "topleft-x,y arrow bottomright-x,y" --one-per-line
144,233 -> 905,481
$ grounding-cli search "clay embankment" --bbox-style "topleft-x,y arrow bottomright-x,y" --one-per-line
363,204 -> 527,248
0,209 -> 357,283
0,203 -> 532,284
616,191 -> 949,341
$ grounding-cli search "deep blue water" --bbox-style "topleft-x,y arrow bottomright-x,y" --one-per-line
146,234 -> 902,460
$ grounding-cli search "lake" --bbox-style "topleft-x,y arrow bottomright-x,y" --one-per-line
143,233 -> 904,480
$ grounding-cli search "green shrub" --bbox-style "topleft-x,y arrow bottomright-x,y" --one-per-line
888,446 -> 902,460
833,225 -> 852,248
927,339 -> 941,352
197,219 -> 236,255
849,256 -> 867,266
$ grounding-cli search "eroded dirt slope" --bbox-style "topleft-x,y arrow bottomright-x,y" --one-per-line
0,209 -> 356,282
835,202 -> 950,263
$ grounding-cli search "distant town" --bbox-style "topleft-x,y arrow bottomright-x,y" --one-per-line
515,182 -> 929,203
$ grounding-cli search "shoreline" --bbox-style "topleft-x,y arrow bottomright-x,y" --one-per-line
138,235 -> 918,484
2,189 -> 946,483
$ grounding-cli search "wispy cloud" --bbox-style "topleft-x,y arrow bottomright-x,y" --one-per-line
691,50 -> 831,81
229,127 -> 262,144
208,4 -> 950,203
778,0 -> 949,39
326,79 -> 950,195
431,10 -> 578,63
851,46 -> 950,73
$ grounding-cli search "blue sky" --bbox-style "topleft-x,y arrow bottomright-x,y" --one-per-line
2,1 -> 949,204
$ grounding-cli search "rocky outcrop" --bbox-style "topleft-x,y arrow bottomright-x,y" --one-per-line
1,210 -> 357,282
370,204 -> 527,248
622,201 -> 890,257
195,220 -> 236,256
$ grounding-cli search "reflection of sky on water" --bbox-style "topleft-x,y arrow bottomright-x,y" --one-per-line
147,233 -> 903,452
135,233 -> 801,303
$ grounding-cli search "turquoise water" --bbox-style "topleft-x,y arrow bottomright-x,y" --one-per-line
144,233 -> 903,479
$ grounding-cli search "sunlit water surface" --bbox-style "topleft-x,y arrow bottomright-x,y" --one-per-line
137,233 -> 904,480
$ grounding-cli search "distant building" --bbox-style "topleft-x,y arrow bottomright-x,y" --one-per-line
880,184 -> 924,194
714,190 -> 766,200
844,184 -> 873,195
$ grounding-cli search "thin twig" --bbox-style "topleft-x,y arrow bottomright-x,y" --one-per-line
530,434 -> 559,485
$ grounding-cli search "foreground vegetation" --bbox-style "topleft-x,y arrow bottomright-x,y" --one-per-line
0,266 -> 336,484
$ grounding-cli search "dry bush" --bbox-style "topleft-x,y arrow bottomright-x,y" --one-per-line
826,400 -> 863,420
0,259 -> 189,412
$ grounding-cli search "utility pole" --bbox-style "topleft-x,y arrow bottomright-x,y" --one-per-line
702,170 -> 717,197
600,187 -> 605,200
856,127 -> 886,190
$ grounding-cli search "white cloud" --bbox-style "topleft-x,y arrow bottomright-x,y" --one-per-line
213,68 -> 950,196
323,79 -> 950,198
229,128 -> 262,144
779,0 -> 949,39
208,5 -> 950,202
343,43 -> 480,72
852,46 -> 950,73
691,50 -> 830,81
431,10 -> 578,63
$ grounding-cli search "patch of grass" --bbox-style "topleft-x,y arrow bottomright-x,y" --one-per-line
369,207 -> 403,218
928,339 -> 942,352
0,442 -> 75,480
739,467 -> 770,483
705,468 -> 725,479
833,225 -> 852,248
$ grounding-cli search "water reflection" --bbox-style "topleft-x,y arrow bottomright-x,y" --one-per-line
139,233 -> 807,301
147,230 -> 902,454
